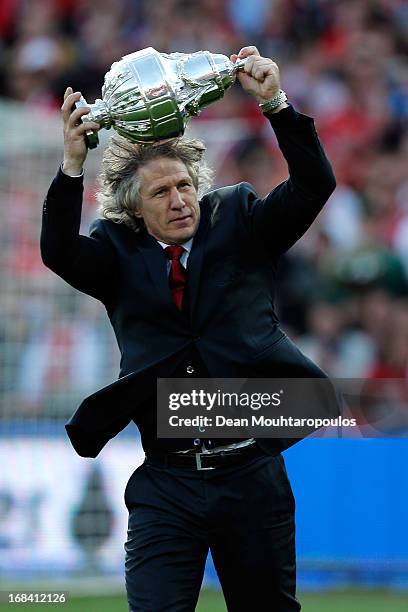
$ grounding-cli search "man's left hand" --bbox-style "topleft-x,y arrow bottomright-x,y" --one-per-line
230,46 -> 281,104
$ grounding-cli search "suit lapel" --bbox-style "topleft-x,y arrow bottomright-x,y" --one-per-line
136,230 -> 175,311
187,200 -> 212,319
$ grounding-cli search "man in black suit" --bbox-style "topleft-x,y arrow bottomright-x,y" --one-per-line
41,46 -> 335,611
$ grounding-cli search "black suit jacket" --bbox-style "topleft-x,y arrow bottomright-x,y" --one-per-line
41,105 -> 336,457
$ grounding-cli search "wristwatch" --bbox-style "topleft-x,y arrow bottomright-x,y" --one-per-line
259,90 -> 288,114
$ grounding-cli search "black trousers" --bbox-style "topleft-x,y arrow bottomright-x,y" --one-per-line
124,450 -> 301,612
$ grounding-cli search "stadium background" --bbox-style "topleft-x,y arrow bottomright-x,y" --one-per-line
0,0 -> 408,610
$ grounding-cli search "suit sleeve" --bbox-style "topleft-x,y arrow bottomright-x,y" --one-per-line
244,104 -> 336,256
40,167 -> 118,304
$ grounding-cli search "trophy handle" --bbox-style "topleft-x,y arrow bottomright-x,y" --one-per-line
75,96 -> 99,149
233,58 -> 247,72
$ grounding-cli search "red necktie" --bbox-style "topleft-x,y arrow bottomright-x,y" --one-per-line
165,245 -> 186,311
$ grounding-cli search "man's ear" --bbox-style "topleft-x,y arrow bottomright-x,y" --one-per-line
134,208 -> 142,218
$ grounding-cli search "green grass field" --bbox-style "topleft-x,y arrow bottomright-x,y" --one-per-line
1,590 -> 408,611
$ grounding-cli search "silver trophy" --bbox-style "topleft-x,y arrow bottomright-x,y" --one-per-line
76,47 -> 246,148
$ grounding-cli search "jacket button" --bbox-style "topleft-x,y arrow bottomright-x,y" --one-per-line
193,438 -> 201,446
186,365 -> 195,374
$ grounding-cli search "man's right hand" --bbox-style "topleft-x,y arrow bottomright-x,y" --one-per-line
61,87 -> 100,176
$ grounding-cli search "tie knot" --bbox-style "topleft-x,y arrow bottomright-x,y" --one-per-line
165,245 -> 185,261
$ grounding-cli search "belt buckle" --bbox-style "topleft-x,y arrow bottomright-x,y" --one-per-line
195,452 -> 216,471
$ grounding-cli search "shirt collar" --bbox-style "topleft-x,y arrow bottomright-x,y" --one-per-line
157,237 -> 193,254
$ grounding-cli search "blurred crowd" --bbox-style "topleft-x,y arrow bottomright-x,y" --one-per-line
1,0 -> 408,417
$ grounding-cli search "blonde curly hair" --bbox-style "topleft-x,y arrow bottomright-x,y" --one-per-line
96,135 -> 214,232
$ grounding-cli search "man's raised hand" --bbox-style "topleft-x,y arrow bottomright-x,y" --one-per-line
61,87 -> 100,176
230,46 -> 282,104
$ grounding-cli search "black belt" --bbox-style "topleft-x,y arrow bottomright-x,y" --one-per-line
145,443 -> 263,471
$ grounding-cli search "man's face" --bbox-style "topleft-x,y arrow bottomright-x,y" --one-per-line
135,157 -> 200,244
